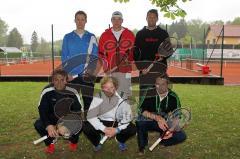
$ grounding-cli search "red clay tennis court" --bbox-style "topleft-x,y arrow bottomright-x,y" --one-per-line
0,59 -> 239,85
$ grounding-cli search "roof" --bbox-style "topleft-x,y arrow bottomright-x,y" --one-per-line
0,47 -> 22,53
207,25 -> 240,37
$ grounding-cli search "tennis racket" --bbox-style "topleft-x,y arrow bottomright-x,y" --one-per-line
149,107 -> 191,151
34,93 -> 83,145
81,57 -> 108,83
102,39 -> 135,74
145,37 -> 178,73
99,98 -> 132,144
108,46 -> 137,74
61,54 -> 107,82
33,113 -> 83,145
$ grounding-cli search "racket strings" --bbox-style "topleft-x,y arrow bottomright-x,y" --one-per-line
158,37 -> 178,57
167,109 -> 191,132
57,114 -> 82,137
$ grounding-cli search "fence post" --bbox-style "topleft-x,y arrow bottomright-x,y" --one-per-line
202,28 -> 206,64
51,24 -> 55,73
220,25 -> 224,78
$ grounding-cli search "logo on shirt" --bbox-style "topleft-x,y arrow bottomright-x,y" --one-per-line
145,38 -> 158,42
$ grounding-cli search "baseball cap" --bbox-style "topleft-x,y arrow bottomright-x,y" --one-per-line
112,11 -> 123,19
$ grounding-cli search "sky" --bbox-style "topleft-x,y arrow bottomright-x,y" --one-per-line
0,0 -> 239,44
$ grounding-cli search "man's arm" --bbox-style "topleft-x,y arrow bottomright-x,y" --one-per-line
117,100 -> 132,131
140,96 -> 168,131
133,32 -> 142,70
87,97 -> 106,132
38,94 -> 52,128
61,35 -> 69,63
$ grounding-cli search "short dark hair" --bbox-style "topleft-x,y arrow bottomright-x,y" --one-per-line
147,9 -> 158,18
156,73 -> 170,84
52,69 -> 68,80
75,10 -> 87,19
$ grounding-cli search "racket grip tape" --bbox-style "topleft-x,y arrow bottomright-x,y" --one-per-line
100,136 -> 108,144
33,135 -> 48,145
149,138 -> 163,151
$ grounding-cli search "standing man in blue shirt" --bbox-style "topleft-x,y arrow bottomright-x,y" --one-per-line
61,10 -> 98,115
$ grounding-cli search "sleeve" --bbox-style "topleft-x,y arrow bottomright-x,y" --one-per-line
138,87 -> 159,114
127,31 -> 135,62
98,34 -> 106,59
91,35 -> 98,57
70,95 -> 82,113
61,35 -> 69,63
38,94 -> 52,127
98,34 -> 109,71
87,97 -> 106,132
168,92 -> 181,112
133,32 -> 142,70
139,96 -> 155,113
117,101 -> 132,131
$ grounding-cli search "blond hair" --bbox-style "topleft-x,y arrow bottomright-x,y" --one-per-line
100,76 -> 118,89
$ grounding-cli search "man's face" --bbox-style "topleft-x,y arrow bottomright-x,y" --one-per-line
75,14 -> 87,30
53,74 -> 67,91
101,81 -> 116,97
146,12 -> 158,28
111,17 -> 123,29
155,78 -> 168,94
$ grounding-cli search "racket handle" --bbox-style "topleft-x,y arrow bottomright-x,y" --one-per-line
147,63 -> 154,71
149,138 -> 163,151
33,135 -> 48,145
100,136 -> 108,144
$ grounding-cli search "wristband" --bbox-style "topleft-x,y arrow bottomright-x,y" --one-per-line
115,127 -> 121,134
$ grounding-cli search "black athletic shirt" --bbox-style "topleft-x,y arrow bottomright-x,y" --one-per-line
134,26 -> 169,69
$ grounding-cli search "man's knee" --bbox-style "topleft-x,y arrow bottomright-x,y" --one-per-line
34,119 -> 44,131
82,121 -> 94,134
127,123 -> 137,136
135,118 -> 147,128
176,131 -> 187,143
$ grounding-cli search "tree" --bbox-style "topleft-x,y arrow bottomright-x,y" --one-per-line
169,19 -> 188,39
7,28 -> 23,49
187,19 -> 208,44
36,38 -> 51,54
132,28 -> 138,35
114,0 -> 190,19
0,18 -> 8,46
210,20 -> 224,25
231,17 -> 240,25
31,31 -> 38,52
54,39 -> 63,56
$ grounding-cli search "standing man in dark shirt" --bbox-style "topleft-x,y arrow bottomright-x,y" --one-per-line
134,9 -> 170,98
34,70 -> 82,154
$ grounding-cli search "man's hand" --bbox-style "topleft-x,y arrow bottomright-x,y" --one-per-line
67,75 -> 74,82
162,131 -> 173,139
104,127 -> 117,138
141,68 -> 150,75
46,125 -> 58,137
155,115 -> 168,131
57,125 -> 70,137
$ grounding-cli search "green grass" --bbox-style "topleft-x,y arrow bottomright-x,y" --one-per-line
0,82 -> 240,159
